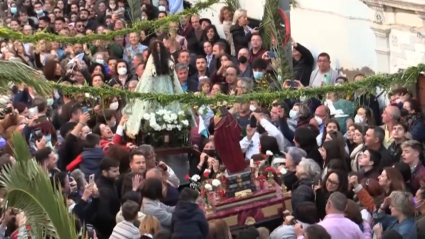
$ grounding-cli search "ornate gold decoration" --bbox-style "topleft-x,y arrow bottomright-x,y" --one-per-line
235,189 -> 253,198
267,171 -> 274,189
236,174 -> 243,187
245,217 -> 256,225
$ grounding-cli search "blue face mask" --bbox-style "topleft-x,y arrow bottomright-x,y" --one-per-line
10,7 -> 17,14
47,98 -> 54,106
96,59 -> 104,65
45,135 -> 52,143
253,71 -> 264,80
35,9 -> 43,15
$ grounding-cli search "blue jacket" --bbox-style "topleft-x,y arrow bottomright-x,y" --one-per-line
80,148 -> 104,180
409,118 -> 425,141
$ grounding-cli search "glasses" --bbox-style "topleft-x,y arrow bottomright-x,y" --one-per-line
327,178 -> 339,186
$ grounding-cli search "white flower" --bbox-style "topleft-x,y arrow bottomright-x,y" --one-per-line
212,179 -> 221,187
143,113 -> 151,120
280,168 -> 287,175
204,183 -> 213,191
161,124 -> 167,130
178,111 -> 184,115
166,124 -> 173,131
191,174 -> 201,182
266,150 -> 274,156
177,125 -> 182,131
170,113 -> 177,120
182,120 -> 189,126
163,114 -> 172,123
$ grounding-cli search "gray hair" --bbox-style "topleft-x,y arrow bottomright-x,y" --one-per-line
298,158 -> 321,180
387,105 -> 401,120
329,191 -> 347,212
389,191 -> 415,217
238,77 -> 253,93
294,103 -> 310,119
175,63 -> 189,72
134,53 -> 144,62
287,147 -> 307,166
93,51 -> 107,60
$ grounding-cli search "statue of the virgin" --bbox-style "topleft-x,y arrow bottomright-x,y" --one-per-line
123,40 -> 192,138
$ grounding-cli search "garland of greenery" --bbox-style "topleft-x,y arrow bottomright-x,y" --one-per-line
0,61 -> 422,106
0,0 -> 218,44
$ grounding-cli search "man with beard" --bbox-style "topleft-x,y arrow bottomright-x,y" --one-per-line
116,150 -> 147,198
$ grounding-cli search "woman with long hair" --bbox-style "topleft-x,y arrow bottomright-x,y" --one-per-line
207,219 -> 232,239
229,8 -> 259,55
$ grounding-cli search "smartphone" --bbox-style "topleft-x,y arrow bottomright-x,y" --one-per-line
89,174 -> 95,185
288,80 -> 298,88
267,51 -> 276,58
82,106 -> 88,113
250,115 -> 257,128
86,224 -> 94,239
36,115 -> 47,123
33,129 -> 43,141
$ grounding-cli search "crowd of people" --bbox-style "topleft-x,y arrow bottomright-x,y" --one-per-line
0,0 -> 424,238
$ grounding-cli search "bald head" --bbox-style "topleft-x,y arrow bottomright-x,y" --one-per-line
314,105 -> 330,124
383,106 -> 400,124
146,168 -> 162,179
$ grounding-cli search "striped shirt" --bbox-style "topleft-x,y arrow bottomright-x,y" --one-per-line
109,221 -> 140,239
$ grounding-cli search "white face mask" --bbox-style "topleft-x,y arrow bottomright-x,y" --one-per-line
109,101 -> 119,111
96,59 -> 104,65
110,120 -> 117,127
289,110 -> 298,119
158,5 -> 166,11
117,68 -> 127,75
315,116 -> 323,125
354,114 -> 364,124
249,104 -> 256,112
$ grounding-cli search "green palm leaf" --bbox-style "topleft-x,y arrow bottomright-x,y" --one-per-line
127,0 -> 141,23
0,133 -> 77,238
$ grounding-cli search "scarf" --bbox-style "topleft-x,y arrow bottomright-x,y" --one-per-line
401,112 -> 421,129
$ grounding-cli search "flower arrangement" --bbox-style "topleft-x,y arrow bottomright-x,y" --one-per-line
186,174 -> 202,191
264,167 -> 276,174
142,109 -> 190,132
211,179 -> 221,188
203,169 -> 211,178
257,175 -> 266,188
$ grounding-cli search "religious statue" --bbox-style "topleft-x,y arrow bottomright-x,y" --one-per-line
122,40 -> 193,138
213,107 -> 246,174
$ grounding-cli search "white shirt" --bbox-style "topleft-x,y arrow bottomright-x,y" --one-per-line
240,132 -> 260,160
259,118 -> 287,152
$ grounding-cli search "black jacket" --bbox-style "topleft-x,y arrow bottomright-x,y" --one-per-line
292,43 -> 314,87
92,176 -> 121,239
229,25 -> 252,55
291,178 -> 315,212
184,77 -> 199,93
171,201 -> 209,239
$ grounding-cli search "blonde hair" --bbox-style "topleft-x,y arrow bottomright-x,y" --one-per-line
232,9 -> 247,25
139,215 -> 160,235
389,191 -> 415,217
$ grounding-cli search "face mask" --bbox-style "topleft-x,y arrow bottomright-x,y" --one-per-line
109,101 -> 119,110
109,4 -> 116,8
158,5 -> 166,11
289,110 -> 298,119
354,114 -> 364,124
117,68 -> 127,75
315,116 -> 323,125
249,104 -> 256,112
96,59 -> 104,65
253,71 -> 264,80
45,135 -> 52,143
10,7 -> 17,14
203,149 -> 216,157
47,98 -> 54,106
110,120 -> 117,127
35,9 -> 43,15
300,96 -> 307,102
238,56 -> 247,64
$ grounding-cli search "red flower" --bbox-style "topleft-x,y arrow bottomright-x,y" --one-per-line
264,167 -> 276,173
257,175 -> 266,180
201,190 -> 206,196
218,189 -> 225,196
254,161 -> 262,165
203,171 -> 210,178
185,174 -> 189,181
263,154 -> 268,159
259,181 -> 265,187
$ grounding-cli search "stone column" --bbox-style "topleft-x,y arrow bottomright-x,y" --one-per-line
370,24 -> 391,73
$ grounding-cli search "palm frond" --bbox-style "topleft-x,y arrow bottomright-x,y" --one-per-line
261,0 -> 293,89
127,0 -> 141,23
0,133 -> 77,238
0,61 -> 52,97
223,0 -> 240,13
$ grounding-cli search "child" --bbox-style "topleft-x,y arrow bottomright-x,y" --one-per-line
110,201 -> 141,239
79,133 -> 104,181
170,188 -> 208,239
199,78 -> 212,95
